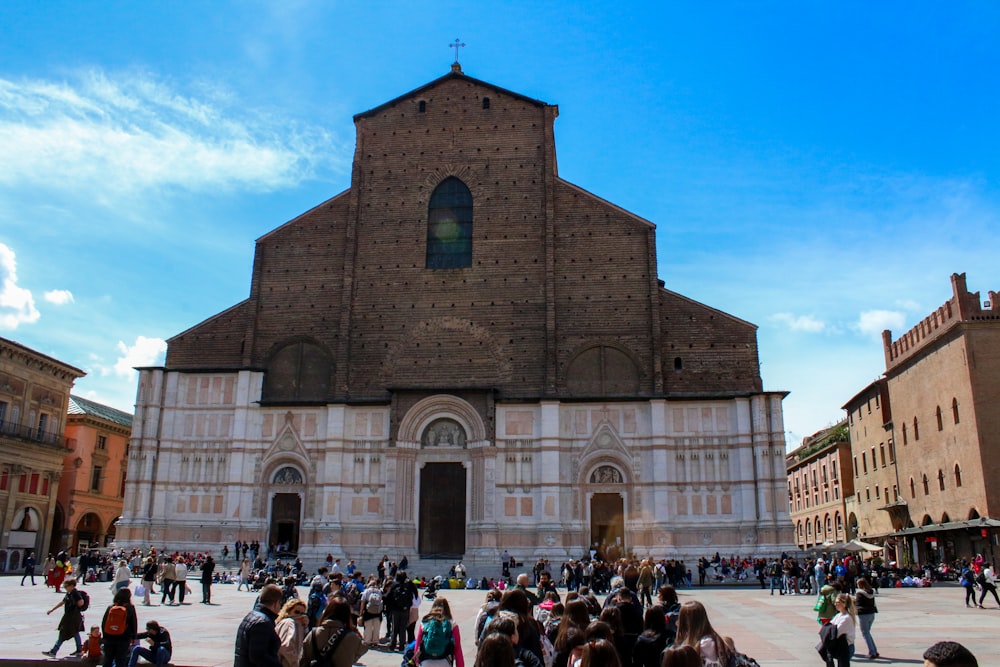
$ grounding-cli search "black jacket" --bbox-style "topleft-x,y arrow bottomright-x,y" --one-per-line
136,628 -> 172,655
234,604 -> 281,667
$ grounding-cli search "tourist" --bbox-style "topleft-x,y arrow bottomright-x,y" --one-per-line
234,583 -> 282,667
823,593 -> 857,667
579,638 -> 621,667
474,589 -> 503,645
102,587 -> 139,667
22,550 -> 37,586
201,555 -> 216,604
414,597 -> 464,667
275,599 -> 308,667
385,572 -> 415,652
499,588 -> 544,664
359,575 -> 384,647
854,578 -> 878,659
975,563 -> 999,608
474,632 -> 517,667
673,601 -> 733,667
140,558 -> 158,605
128,620 -> 172,667
238,558 -> 253,592
42,577 -> 85,658
159,558 -> 176,605
552,600 -> 589,667
922,640 -> 978,667
301,597 -> 366,667
632,605 -> 671,667
959,567 -> 977,607
483,615 -> 543,667
174,558 -> 189,605
659,645 -> 701,667
111,560 -> 131,593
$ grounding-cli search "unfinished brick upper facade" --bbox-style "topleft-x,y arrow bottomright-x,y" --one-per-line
120,67 -> 792,567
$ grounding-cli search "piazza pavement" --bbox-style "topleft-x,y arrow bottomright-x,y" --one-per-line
0,572 -> 995,666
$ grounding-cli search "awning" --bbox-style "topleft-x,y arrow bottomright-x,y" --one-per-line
892,517 -> 1000,537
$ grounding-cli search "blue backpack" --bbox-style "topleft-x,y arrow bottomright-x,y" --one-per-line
421,618 -> 453,659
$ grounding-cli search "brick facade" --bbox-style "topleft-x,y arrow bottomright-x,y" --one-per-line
119,67 -> 793,567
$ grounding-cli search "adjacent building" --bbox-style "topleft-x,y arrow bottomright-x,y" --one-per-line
55,396 -> 133,553
117,64 -> 794,568
0,337 -> 84,571
786,421 -> 853,550
879,273 -> 1000,565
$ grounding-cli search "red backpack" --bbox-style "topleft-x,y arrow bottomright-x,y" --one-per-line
103,605 -> 128,636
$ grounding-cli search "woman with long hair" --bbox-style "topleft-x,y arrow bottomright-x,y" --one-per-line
275,598 -> 309,667
301,597 -> 366,667
659,645 -> 701,667
597,607 -> 631,667
580,638 -> 621,667
632,605 -> 671,667
826,593 -> 857,667
500,588 -> 544,664
853,578 -> 878,660
674,601 -> 732,667
415,597 -> 465,667
554,599 -> 591,667
474,632 -> 517,667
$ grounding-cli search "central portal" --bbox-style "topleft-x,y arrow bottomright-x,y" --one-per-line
269,493 -> 301,554
590,492 -> 625,558
419,463 -> 466,557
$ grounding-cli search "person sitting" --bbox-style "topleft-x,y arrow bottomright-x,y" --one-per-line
127,621 -> 172,667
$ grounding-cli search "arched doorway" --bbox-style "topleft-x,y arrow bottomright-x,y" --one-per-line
590,493 -> 624,560
418,462 -> 466,557
75,512 -> 103,551
269,494 -> 301,554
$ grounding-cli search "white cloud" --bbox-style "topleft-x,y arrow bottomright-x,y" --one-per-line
44,289 -> 74,305
113,335 -> 167,377
771,312 -> 826,333
856,309 -> 906,338
0,70 -> 343,199
0,242 -> 40,329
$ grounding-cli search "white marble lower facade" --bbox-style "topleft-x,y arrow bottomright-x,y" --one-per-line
118,369 -> 795,568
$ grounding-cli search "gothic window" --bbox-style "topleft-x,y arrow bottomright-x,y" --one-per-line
262,340 -> 332,403
913,417 -> 919,441
954,464 -> 962,487
922,474 -> 929,495
901,423 -> 908,445
936,406 -> 943,431
952,398 -> 960,424
426,177 -> 473,269
566,345 -> 640,396
938,469 -> 945,491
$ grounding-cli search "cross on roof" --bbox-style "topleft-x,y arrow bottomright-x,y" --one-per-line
449,38 -> 465,63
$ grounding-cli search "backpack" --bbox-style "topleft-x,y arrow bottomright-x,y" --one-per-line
103,605 -> 128,636
344,581 -> 362,612
420,618 -> 453,659
77,589 -> 91,611
307,591 -> 327,625
388,583 -> 412,611
365,589 -> 384,615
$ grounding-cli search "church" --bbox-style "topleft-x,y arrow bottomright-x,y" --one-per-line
118,64 -> 794,568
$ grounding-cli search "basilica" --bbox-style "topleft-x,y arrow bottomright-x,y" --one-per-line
117,64 -> 794,568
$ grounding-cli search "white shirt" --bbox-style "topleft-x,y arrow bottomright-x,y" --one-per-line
174,562 -> 188,581
831,612 -> 855,646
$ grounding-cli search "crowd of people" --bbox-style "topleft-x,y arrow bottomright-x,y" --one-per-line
34,544 -> 988,667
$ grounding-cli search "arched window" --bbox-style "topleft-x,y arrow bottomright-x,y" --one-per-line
909,477 -> 915,498
426,177 -> 473,268
673,356 -> 683,370
952,398 -> 960,424
835,512 -> 844,537
913,417 -> 920,441
954,463 -> 963,487
825,515 -> 832,537
482,97 -> 491,109
922,474 -> 929,495
901,423 -> 908,445
936,406 -> 943,431
262,340 -> 333,402
566,345 -> 640,395
938,469 -> 945,491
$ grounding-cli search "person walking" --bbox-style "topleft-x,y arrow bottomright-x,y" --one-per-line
238,558 -> 253,592
274,599 -> 308,667
22,551 -> 38,586
111,560 -> 131,593
174,558 -> 189,604
823,593 -> 857,667
140,557 -> 157,606
200,555 -> 216,604
976,564 -> 1000,608
959,566 -> 977,607
43,577 -> 85,658
159,558 -> 176,606
854,577 -> 878,659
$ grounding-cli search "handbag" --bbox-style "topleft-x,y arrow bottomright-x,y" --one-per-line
308,626 -> 349,667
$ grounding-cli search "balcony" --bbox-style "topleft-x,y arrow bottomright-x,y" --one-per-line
0,419 -> 67,448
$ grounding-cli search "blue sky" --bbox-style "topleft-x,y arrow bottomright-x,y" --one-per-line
1,1 -> 997,447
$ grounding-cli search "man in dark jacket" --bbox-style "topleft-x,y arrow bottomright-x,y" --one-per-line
128,620 -> 172,667
386,572 -> 415,652
234,583 -> 282,667
201,555 -> 216,604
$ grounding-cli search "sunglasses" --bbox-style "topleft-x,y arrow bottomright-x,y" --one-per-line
292,610 -> 307,616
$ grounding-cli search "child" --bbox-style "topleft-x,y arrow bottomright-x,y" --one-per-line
85,626 -> 102,663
